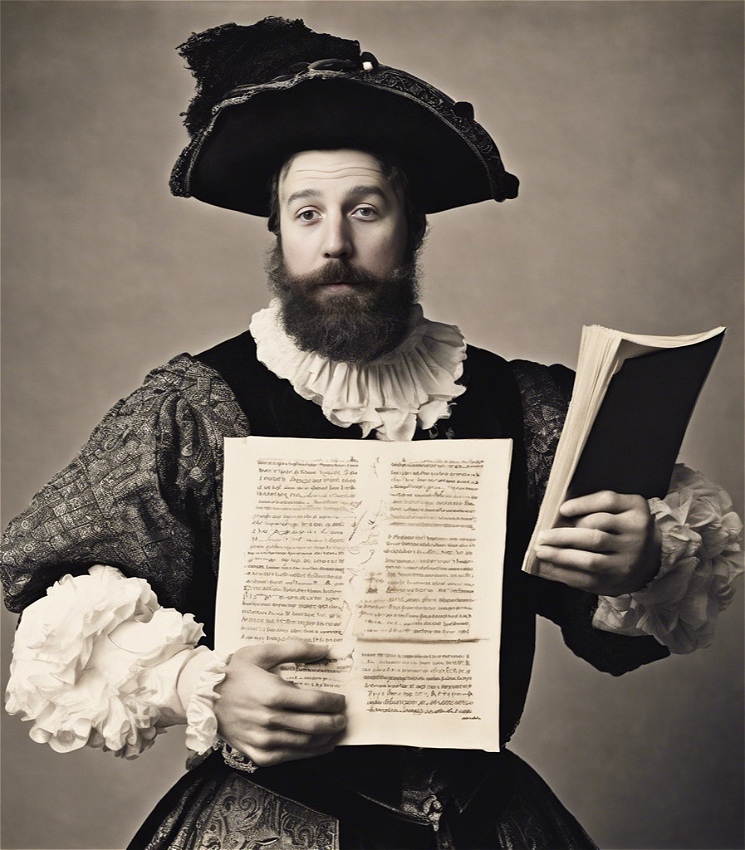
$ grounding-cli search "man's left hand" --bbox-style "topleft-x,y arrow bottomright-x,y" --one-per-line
533,491 -> 662,597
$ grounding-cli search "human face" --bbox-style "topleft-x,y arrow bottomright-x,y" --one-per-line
278,150 -> 408,301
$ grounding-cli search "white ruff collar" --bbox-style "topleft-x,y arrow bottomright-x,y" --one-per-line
250,300 -> 467,441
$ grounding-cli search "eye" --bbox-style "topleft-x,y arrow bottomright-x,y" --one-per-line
352,206 -> 378,220
297,208 -> 320,222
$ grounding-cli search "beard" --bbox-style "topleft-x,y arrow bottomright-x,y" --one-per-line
266,244 -> 420,364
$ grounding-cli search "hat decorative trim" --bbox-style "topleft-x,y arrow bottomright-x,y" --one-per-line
171,63 -> 515,210
170,17 -> 518,215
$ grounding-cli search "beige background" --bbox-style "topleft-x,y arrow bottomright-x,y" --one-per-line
2,2 -> 743,848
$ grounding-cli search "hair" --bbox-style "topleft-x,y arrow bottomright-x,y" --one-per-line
266,150 -> 428,260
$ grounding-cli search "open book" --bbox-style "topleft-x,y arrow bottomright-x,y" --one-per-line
522,325 -> 725,575
216,436 -> 512,751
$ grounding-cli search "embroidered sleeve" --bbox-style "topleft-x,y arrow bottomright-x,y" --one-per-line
509,359 -> 574,516
0,355 -> 248,618
5,565 -> 228,757
0,358 -> 249,757
594,465 -> 743,653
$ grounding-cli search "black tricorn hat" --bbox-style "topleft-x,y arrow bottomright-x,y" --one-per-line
170,17 -> 519,215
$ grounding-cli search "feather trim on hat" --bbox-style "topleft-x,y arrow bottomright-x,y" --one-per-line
177,18 -> 361,139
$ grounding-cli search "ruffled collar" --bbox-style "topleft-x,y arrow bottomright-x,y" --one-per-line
250,300 -> 467,441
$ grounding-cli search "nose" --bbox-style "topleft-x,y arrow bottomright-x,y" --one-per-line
322,214 -> 353,260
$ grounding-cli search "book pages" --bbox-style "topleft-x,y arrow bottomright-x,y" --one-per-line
522,324 -> 725,575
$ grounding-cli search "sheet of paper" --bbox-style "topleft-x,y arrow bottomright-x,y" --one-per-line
216,436 -> 512,751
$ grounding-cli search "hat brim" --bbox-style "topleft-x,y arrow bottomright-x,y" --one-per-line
177,70 -> 518,215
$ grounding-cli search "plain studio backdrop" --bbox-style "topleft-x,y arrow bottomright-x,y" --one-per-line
1,2 -> 743,848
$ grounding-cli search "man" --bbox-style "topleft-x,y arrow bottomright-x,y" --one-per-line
2,17 -> 742,850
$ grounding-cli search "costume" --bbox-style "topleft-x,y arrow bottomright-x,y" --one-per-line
3,306 -> 742,849
3,17 -> 743,850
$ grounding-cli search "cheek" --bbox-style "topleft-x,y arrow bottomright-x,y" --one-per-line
278,230 -> 310,275
366,225 -> 407,273
387,213 -> 409,263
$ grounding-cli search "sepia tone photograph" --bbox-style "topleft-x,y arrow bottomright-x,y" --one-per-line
2,2 -> 743,848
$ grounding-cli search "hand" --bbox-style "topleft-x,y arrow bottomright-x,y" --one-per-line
214,638 -> 347,767
533,491 -> 662,596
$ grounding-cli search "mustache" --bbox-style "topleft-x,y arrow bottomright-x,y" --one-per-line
281,260 -> 383,291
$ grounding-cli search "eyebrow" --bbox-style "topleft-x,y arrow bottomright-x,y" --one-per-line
284,185 -> 389,207
285,188 -> 321,206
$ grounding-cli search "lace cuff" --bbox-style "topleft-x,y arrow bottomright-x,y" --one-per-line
182,651 -> 228,754
593,465 -> 744,654
5,565 -> 205,757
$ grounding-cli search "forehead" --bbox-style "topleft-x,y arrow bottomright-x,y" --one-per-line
279,150 -> 393,198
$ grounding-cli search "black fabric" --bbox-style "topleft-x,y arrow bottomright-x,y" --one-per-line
183,77 -> 518,215
0,324 -> 673,850
177,19 -> 362,138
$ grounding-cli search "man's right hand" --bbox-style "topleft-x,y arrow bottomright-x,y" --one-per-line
213,638 -> 347,767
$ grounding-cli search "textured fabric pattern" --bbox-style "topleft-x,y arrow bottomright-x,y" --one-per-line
130,756 -> 339,850
1,356 -> 249,617
2,345 -> 670,850
130,750 -> 597,850
2,349 -> 669,679
510,359 -> 574,517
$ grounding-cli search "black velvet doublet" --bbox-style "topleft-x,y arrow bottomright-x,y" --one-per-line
196,331 -> 538,750
150,331 -> 588,849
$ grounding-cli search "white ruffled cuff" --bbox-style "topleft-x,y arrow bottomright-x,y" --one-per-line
5,565 -> 206,758
181,649 -> 228,754
593,465 -> 744,654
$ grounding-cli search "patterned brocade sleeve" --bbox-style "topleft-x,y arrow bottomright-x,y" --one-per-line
0,355 -> 249,619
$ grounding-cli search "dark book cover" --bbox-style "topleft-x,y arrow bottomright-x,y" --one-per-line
567,331 -> 725,500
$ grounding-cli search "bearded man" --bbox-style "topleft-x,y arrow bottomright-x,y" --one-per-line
2,18 -> 742,850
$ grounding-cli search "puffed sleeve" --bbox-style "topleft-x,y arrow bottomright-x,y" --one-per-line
1,356 -> 249,757
1,354 -> 249,624
4,564 -> 225,757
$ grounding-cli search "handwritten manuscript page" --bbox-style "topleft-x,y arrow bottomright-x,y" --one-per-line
216,437 -> 512,751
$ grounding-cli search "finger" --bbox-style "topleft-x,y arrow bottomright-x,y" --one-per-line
537,527 -> 614,553
560,491 -> 639,518
261,707 -> 347,735
247,738 -> 341,767
239,639 -> 331,670
571,512 -> 623,532
267,682 -> 347,714
533,545 -> 610,574
242,726 -> 342,751
531,559 -> 599,591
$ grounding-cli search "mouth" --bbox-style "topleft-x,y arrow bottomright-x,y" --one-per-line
314,281 -> 359,296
